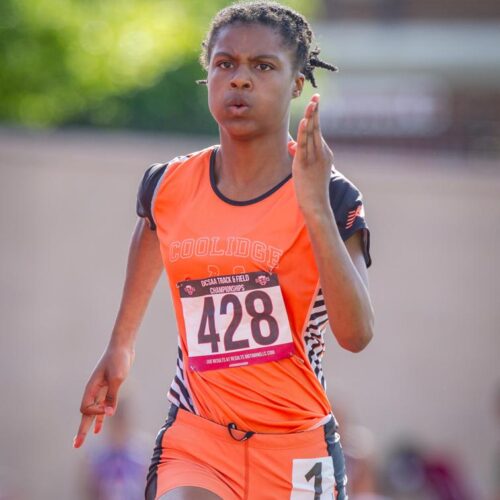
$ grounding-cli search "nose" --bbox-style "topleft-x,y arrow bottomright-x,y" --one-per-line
230,67 -> 252,90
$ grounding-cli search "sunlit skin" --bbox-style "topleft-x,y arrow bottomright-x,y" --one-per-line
208,23 -> 301,138
73,22 -> 374,469
207,23 -> 304,200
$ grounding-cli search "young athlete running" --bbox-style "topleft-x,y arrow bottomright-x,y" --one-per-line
74,2 -> 374,499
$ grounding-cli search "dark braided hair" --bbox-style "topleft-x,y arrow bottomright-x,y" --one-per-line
197,1 -> 337,88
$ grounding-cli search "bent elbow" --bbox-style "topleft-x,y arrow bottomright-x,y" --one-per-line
339,326 -> 374,353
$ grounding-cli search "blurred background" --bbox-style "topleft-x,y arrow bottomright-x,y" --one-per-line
0,0 -> 499,498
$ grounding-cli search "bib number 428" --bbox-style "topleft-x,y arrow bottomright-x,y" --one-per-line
179,271 -> 294,371
198,291 -> 279,353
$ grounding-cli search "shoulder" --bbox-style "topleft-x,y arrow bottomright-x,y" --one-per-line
328,168 -> 364,208
139,145 -> 216,194
142,146 -> 216,185
139,152 -> 194,189
136,146 -> 216,230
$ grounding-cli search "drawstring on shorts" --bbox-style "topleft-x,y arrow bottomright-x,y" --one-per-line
227,422 -> 255,441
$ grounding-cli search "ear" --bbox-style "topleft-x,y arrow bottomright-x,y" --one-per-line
292,72 -> 305,99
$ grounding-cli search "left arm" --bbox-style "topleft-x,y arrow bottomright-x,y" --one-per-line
306,214 -> 374,352
293,95 -> 374,352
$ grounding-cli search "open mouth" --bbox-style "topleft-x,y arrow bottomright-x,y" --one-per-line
227,96 -> 250,108
228,103 -> 250,115
226,95 -> 251,116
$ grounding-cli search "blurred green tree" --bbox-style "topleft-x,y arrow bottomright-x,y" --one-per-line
0,0 -> 317,132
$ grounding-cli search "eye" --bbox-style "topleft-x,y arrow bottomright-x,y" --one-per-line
256,63 -> 273,71
217,61 -> 233,69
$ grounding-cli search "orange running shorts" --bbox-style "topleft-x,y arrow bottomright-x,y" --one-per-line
145,405 -> 348,499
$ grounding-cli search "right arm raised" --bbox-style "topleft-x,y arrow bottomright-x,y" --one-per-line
73,217 -> 163,448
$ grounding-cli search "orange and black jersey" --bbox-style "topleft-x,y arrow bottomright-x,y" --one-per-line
137,142 -> 371,433
138,149 -> 371,266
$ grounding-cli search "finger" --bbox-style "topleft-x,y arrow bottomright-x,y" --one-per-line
306,101 -> 317,162
103,377 -> 123,417
305,98 -> 316,119
296,118 -> 308,164
92,384 -> 110,425
298,99 -> 316,165
80,399 -> 106,416
312,94 -> 322,152
79,378 -> 106,415
74,414 -> 95,448
80,385 -> 107,416
301,98 -> 317,154
94,413 -> 105,434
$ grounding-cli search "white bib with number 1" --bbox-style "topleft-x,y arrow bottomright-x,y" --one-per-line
179,272 -> 295,371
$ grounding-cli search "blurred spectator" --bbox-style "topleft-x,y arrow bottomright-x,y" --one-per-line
331,399 -> 390,499
383,443 -> 473,500
384,444 -> 427,499
80,398 -> 150,500
343,422 -> 391,500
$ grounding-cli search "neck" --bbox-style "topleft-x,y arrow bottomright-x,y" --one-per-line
215,127 -> 293,199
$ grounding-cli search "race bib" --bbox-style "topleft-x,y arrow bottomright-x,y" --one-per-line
291,458 -> 335,499
179,271 -> 295,371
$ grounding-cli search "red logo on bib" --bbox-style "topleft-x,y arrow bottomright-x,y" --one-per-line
255,275 -> 270,286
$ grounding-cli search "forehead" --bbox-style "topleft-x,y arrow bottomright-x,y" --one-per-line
211,23 -> 293,61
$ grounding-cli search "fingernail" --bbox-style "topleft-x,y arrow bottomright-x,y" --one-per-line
73,437 -> 78,448
105,406 -> 114,416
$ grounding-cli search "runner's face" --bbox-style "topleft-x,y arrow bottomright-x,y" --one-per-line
207,23 -> 303,138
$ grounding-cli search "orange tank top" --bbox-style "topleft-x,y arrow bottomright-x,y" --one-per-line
137,142 -> 371,433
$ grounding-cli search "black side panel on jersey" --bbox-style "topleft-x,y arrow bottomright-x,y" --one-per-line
136,163 -> 168,230
329,171 -> 372,268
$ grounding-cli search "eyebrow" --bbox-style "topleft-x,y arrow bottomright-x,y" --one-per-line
212,51 -> 281,62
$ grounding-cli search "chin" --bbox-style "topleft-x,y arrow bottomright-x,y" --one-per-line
219,120 -> 262,140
